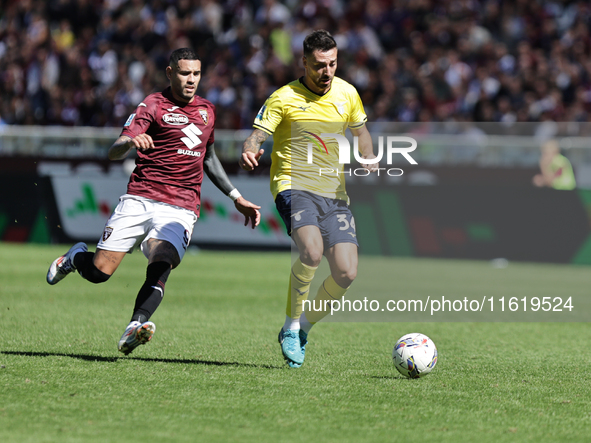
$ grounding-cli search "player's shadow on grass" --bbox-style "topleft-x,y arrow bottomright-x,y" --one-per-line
1,351 -> 282,370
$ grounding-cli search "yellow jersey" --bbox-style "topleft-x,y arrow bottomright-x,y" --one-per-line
549,154 -> 576,190
253,76 -> 367,201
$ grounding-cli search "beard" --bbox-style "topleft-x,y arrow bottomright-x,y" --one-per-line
172,83 -> 196,102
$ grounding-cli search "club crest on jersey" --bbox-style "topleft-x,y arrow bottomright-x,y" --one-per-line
163,113 -> 189,125
333,101 -> 346,115
102,226 -> 113,242
198,109 -> 209,125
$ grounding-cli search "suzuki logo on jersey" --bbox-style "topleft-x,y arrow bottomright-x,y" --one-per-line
178,123 -> 203,156
177,149 -> 201,157
163,113 -> 189,125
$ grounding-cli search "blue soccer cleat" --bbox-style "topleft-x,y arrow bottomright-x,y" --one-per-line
286,329 -> 309,368
299,329 -> 308,359
278,328 -> 304,366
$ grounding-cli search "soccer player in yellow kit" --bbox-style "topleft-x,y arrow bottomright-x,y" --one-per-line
240,30 -> 376,368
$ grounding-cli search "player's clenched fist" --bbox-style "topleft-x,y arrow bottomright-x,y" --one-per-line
131,133 -> 155,151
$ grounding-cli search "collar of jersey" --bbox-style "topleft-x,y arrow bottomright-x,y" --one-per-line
298,77 -> 333,98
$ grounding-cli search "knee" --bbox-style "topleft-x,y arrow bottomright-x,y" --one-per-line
300,248 -> 323,267
80,264 -> 111,284
333,266 -> 357,288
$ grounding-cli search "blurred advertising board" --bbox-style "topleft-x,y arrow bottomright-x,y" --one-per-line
48,173 -> 290,248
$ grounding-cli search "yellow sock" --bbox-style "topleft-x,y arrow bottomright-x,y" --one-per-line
304,275 -> 349,324
285,258 -> 318,320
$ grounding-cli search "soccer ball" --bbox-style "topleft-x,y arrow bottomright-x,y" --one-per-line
392,333 -> 438,378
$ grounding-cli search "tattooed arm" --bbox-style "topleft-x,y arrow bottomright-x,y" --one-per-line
239,128 -> 269,171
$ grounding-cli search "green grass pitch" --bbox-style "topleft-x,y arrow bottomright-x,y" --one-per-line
1,242 -> 590,442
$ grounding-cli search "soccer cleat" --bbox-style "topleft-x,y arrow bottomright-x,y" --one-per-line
278,328 -> 304,366
286,330 -> 309,368
299,329 -> 308,359
118,321 -> 156,355
287,360 -> 302,368
46,242 -> 88,285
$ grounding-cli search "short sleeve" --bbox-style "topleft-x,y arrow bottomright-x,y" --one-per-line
121,101 -> 155,138
253,92 -> 283,135
348,88 -> 367,129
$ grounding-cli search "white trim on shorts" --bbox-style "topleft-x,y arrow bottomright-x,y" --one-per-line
97,194 -> 198,261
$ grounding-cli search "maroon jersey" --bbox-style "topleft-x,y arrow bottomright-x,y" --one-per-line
120,87 -> 215,214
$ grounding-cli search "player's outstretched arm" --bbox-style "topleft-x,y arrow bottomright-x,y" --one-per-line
204,143 -> 261,229
108,134 -> 155,160
239,129 -> 269,171
350,125 -> 378,172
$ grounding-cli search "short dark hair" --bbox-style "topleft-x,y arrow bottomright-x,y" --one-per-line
303,30 -> 337,57
169,48 -> 199,68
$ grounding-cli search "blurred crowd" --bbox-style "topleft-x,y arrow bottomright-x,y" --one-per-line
1,0 -> 591,129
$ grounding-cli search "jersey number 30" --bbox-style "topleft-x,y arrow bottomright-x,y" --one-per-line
181,123 -> 203,149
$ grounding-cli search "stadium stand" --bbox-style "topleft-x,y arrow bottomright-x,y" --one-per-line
1,0 -> 591,130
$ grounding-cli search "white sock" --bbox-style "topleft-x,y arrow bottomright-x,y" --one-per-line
300,312 -> 313,334
283,315 -> 300,332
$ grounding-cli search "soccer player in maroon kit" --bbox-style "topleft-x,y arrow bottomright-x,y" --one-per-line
46,48 -> 261,355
